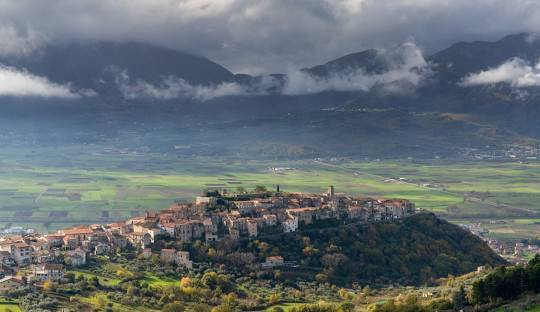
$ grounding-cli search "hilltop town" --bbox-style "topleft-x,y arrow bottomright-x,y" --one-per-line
0,186 -> 415,288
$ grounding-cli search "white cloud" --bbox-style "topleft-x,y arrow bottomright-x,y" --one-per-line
461,58 -> 540,87
0,65 -> 83,98
115,70 -> 250,101
114,41 -> 429,100
282,42 -> 429,95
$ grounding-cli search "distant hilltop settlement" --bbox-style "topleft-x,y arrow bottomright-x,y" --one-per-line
0,186 -> 415,283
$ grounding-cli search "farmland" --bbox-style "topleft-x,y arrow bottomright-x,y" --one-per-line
0,145 -> 539,239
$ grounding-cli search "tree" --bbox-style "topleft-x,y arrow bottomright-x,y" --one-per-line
321,253 -> 349,272
236,187 -> 246,194
338,288 -> 352,300
163,302 -> 185,312
106,302 -> 114,312
315,273 -> 328,283
338,302 -> 354,312
96,295 -> 107,309
180,277 -> 192,288
202,271 -> 219,289
212,293 -> 238,312
204,189 -> 221,197
192,303 -> 212,312
64,272 -> 76,283
268,292 -> 280,305
452,286 -> 468,310
42,281 -> 54,292
254,185 -> 267,193
90,276 -> 100,287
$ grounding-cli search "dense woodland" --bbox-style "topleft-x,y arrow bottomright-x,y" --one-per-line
226,213 -> 505,285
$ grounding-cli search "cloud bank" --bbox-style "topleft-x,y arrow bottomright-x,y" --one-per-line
115,70 -> 250,101
0,65 -> 83,98
461,58 -> 540,87
1,1 -> 540,73
115,42 -> 429,101
283,42 -> 429,95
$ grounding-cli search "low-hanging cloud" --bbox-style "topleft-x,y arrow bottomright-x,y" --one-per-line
115,70 -> 251,101
461,58 -> 540,87
282,42 -> 429,95
115,42 -> 429,101
0,65 -> 86,98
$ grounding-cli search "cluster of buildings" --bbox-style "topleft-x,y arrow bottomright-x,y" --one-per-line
485,240 -> 540,264
460,143 -> 540,161
0,186 -> 415,290
461,222 -> 540,264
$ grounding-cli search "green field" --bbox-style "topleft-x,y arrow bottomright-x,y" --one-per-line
0,302 -> 20,312
0,145 -> 539,238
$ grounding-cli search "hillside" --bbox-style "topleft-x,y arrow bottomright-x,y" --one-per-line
0,41 -> 235,96
224,213 -> 505,286
428,33 -> 540,85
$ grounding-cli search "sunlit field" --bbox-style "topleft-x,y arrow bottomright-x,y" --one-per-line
0,145 -> 539,235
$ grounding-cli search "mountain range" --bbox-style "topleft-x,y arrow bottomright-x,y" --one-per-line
1,33 -> 540,159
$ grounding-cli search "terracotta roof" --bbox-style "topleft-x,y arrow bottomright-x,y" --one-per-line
46,234 -> 65,239
13,242 -> 29,248
107,222 -> 125,228
60,227 -> 93,235
63,235 -> 78,241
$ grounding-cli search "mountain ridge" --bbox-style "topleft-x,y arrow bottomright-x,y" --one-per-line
1,33 -> 540,159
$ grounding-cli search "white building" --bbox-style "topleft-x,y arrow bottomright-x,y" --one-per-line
31,263 -> 64,281
0,242 -> 31,266
196,197 -> 217,205
175,251 -> 193,269
282,217 -> 298,233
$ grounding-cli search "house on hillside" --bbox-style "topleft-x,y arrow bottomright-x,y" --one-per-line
30,263 -> 64,281
127,232 -> 152,248
66,248 -> 86,267
262,256 -> 284,268
0,276 -> 24,293
175,251 -> 193,269
161,249 -> 176,264
0,241 -> 31,266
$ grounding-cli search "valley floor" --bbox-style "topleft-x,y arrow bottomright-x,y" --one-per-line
0,145 -> 539,243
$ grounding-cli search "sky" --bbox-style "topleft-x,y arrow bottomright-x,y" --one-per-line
1,0 -> 540,75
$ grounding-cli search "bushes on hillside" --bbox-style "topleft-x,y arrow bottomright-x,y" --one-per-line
234,213 -> 505,285
472,255 -> 540,304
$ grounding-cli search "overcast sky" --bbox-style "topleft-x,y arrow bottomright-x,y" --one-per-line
1,0 -> 540,74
